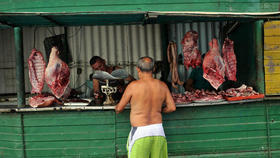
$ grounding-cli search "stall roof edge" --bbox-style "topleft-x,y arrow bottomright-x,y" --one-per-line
0,11 -> 280,28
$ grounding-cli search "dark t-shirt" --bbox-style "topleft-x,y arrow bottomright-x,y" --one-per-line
189,67 -> 213,90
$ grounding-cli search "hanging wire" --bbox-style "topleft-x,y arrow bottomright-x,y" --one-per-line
68,26 -> 82,39
33,26 -> 37,48
47,27 -> 56,36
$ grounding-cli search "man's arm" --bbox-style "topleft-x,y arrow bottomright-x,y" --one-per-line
125,75 -> 135,82
115,82 -> 134,114
162,84 -> 176,113
184,78 -> 194,91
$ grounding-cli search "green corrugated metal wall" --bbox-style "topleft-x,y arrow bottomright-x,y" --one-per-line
1,101 -> 280,157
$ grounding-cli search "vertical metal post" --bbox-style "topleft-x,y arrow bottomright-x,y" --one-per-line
14,27 -> 26,107
255,20 -> 265,94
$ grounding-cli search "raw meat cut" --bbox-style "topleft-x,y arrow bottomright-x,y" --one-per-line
29,93 -> 57,108
167,41 -> 184,89
171,93 -> 188,103
181,31 -> 201,70
28,49 -> 46,94
219,84 -> 259,97
184,89 -> 223,103
222,38 -> 237,81
45,47 -> 70,99
203,39 -> 225,90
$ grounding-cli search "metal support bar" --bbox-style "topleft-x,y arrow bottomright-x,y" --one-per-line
14,27 -> 26,107
41,16 -> 62,26
0,20 -> 14,27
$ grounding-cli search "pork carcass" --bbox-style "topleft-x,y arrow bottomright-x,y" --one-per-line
181,31 -> 202,70
203,39 -> 225,90
167,41 -> 184,89
28,49 -> 46,94
45,47 -> 70,99
222,38 -> 237,81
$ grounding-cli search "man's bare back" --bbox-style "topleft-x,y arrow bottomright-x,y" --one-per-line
115,66 -> 176,127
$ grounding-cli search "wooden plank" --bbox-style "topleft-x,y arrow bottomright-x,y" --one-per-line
264,51 -> 280,59
116,138 -> 127,156
264,59 -> 280,74
170,151 -> 268,158
25,140 -> 115,157
0,133 -> 22,142
24,126 -> 115,141
163,103 -> 265,120
264,36 -> 280,45
0,126 -> 21,134
269,136 -> 280,150
167,137 -> 267,154
265,88 -> 280,95
24,124 -> 114,134
23,111 -> 115,126
264,81 -> 280,89
265,74 -> 280,81
264,45 -> 280,52
0,113 -> 21,127
264,21 -> 280,36
0,148 -> 23,158
271,150 -> 280,158
0,141 -> 23,150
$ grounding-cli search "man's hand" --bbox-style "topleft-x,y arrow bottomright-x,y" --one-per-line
115,104 -> 122,114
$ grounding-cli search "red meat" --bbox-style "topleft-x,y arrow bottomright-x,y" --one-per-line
45,47 -> 70,99
28,49 -> 46,94
181,31 -> 201,70
203,39 -> 225,90
29,94 -> 56,108
222,38 -> 237,81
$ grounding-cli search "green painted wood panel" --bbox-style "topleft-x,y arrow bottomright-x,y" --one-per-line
2,101 -> 280,157
0,0 -> 279,13
170,151 -> 268,158
0,113 -> 23,158
164,103 -> 268,156
23,111 -> 116,158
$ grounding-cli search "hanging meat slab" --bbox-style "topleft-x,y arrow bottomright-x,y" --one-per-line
222,38 -> 237,81
181,31 -> 202,70
28,49 -> 46,94
203,38 -> 225,90
167,41 -> 184,89
45,47 -> 70,99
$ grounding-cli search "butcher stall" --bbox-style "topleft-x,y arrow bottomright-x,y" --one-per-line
1,0 -> 280,158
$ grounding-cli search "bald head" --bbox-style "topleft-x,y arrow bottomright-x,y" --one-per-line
137,56 -> 154,72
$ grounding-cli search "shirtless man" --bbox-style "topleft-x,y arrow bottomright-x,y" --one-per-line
115,56 -> 176,158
